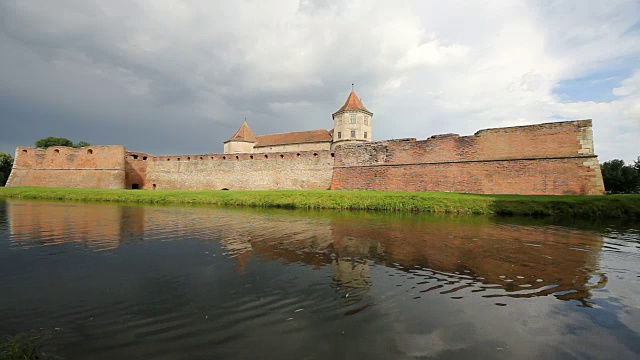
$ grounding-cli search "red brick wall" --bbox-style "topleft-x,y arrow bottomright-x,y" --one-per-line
332,120 -> 605,195
7,146 -> 126,189
145,150 -> 335,190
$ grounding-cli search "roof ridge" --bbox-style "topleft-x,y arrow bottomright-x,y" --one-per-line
255,129 -> 330,137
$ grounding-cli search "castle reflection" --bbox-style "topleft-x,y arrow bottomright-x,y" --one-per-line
7,201 -> 605,305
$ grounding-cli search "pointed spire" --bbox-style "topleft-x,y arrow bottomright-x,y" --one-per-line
225,120 -> 257,143
334,89 -> 370,114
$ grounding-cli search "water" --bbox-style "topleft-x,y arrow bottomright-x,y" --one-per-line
0,200 -> 639,359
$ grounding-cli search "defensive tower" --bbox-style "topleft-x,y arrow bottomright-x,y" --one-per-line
223,121 -> 257,154
331,89 -> 373,150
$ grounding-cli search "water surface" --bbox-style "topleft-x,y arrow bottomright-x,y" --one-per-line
1,200 -> 639,359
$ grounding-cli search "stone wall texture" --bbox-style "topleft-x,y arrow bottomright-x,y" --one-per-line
7,146 -> 126,189
331,120 -> 605,195
145,150 -> 335,190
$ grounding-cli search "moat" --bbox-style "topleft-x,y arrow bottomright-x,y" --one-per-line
1,200 -> 639,359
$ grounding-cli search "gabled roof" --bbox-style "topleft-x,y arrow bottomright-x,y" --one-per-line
333,90 -> 371,115
225,121 -> 257,143
254,129 -> 333,147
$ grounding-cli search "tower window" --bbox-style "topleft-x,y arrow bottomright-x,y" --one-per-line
364,117 -> 369,126
338,117 -> 342,125
350,114 -> 356,124
351,130 -> 356,138
337,132 -> 341,139
364,132 -> 368,139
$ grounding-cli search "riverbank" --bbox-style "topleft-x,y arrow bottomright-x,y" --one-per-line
1,187 -> 639,219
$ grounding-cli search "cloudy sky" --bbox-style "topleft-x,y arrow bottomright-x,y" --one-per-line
1,0 -> 638,162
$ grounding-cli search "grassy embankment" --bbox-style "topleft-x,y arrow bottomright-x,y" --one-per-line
1,187 -> 640,219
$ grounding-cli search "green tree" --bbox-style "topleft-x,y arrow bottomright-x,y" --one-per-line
34,137 -> 74,148
601,159 -> 640,194
74,141 -> 91,148
34,137 -> 91,148
0,152 -> 13,186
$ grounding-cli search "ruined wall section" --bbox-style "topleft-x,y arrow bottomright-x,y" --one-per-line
7,146 -> 126,189
125,152 -> 150,189
146,150 -> 334,190
332,120 -> 605,195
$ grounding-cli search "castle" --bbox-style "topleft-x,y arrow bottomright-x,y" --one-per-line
6,90 -> 606,195
223,89 -> 373,154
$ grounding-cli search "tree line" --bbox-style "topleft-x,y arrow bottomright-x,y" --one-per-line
600,157 -> 640,194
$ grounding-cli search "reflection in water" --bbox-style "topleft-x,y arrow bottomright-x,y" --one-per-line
8,201 -> 604,305
2,200 -> 639,359
9,201 -> 145,250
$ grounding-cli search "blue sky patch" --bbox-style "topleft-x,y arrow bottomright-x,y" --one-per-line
554,62 -> 636,103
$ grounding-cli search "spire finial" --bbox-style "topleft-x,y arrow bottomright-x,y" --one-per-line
351,83 -> 354,91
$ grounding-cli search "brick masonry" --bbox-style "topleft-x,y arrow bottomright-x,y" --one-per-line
331,120 -> 605,195
144,150 -> 335,190
7,145 -> 126,189
7,120 -> 606,195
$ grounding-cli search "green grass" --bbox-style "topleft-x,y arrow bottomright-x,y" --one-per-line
1,187 -> 640,219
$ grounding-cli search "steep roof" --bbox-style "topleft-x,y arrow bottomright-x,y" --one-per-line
225,121 -> 257,143
254,129 -> 333,147
333,90 -> 371,115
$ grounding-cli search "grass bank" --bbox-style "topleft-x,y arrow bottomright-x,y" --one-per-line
1,187 -> 639,219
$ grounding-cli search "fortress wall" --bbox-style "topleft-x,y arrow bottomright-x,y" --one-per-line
334,120 -> 595,167
145,150 -> 334,190
332,120 -> 605,195
6,146 -> 126,189
125,152 -> 150,189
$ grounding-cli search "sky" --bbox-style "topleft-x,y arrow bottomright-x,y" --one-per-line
0,0 -> 638,162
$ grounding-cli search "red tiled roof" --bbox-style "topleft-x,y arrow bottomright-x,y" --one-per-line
334,90 -> 370,114
225,121 -> 257,143
254,129 -> 333,147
